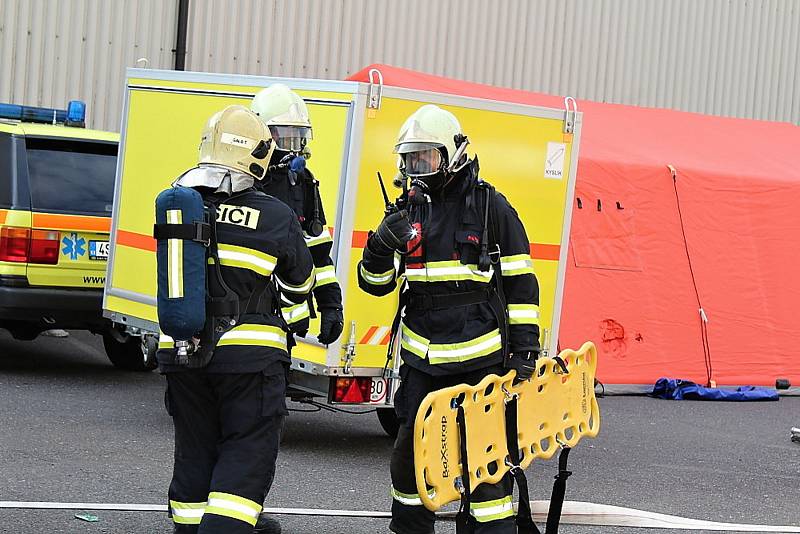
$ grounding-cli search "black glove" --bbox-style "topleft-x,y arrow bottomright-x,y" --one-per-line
318,308 -> 344,345
288,317 -> 309,338
367,209 -> 412,256
506,351 -> 538,382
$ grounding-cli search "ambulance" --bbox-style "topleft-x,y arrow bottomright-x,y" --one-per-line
103,69 -> 582,435
0,100 -> 157,371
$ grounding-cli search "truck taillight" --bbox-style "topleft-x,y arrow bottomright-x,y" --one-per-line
331,377 -> 372,404
0,227 -> 30,262
29,230 -> 60,264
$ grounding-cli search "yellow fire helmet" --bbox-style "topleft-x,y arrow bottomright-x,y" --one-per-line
250,83 -> 313,153
198,105 -> 274,179
394,104 -> 468,178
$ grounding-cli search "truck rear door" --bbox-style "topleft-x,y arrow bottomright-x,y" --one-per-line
104,71 -> 358,378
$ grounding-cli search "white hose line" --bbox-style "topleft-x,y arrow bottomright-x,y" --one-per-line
1,499 -> 798,531
0,502 -> 167,512
545,501 -> 800,532
0,502 -> 390,518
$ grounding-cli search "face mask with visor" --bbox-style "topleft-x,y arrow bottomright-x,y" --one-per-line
269,125 -> 312,153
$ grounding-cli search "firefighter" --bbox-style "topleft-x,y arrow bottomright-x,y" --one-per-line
249,83 -> 343,534
157,105 -> 314,534
358,104 -> 541,534
250,83 -> 344,346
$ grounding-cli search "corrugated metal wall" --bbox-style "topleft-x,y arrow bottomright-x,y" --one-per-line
1,0 -> 799,131
187,0 -> 800,124
0,0 -> 176,131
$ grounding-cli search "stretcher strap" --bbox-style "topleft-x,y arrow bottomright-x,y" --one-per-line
505,396 -> 540,534
545,448 -> 572,534
455,405 -> 476,534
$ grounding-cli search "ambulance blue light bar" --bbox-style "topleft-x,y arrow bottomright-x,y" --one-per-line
0,100 -> 86,127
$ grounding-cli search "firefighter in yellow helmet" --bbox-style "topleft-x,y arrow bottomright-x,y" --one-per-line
157,105 -> 314,534
250,84 -> 344,348
358,104 -> 541,534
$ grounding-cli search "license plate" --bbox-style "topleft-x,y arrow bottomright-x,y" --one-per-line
370,377 -> 388,403
89,240 -> 109,260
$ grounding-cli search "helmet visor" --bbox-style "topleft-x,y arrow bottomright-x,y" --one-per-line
269,125 -> 312,152
401,147 -> 443,177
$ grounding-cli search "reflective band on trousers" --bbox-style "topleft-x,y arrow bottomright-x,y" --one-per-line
166,209 -> 183,298
159,333 -> 174,349
390,486 -> 436,507
405,260 -> 493,283
508,303 -> 540,325
470,496 -> 514,522
314,265 -> 337,287
304,228 -> 332,247
276,271 -> 315,294
216,243 -> 277,277
170,500 -> 205,525
359,264 -> 395,285
500,254 -> 535,276
282,301 -> 310,324
217,324 -> 287,351
204,491 -> 262,526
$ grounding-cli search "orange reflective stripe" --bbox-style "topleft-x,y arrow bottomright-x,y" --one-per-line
0,209 -> 7,225
32,213 -> 110,233
352,230 -> 369,248
352,231 -> 561,261
530,243 -> 560,261
117,230 -> 156,252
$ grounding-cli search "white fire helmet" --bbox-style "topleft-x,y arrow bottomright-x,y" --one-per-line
394,104 -> 467,179
250,84 -> 313,153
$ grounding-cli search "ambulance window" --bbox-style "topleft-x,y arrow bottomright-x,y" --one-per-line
0,133 -> 12,208
24,137 -> 117,215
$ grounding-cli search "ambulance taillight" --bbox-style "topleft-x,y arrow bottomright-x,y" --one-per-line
330,377 -> 372,404
0,227 -> 60,264
29,230 -> 60,264
0,227 -> 30,262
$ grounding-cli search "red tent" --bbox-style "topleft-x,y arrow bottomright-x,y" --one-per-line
348,64 -> 800,390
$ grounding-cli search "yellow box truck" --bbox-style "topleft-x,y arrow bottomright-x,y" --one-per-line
103,69 -> 582,434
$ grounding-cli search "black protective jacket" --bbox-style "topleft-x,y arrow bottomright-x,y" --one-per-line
358,161 -> 541,376
158,188 -> 315,373
259,165 -> 343,332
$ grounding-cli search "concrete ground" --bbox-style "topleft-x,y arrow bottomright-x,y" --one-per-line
0,330 -> 797,533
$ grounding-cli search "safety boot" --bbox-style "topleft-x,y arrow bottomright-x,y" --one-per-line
253,513 -> 282,534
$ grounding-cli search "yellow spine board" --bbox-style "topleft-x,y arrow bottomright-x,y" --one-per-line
413,341 -> 600,511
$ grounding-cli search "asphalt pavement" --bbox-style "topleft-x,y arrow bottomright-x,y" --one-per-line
0,330 -> 798,533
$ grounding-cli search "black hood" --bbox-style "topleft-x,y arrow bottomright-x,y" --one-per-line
436,157 -> 479,202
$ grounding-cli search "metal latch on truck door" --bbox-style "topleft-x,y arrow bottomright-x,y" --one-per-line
563,96 -> 578,141
342,320 -> 357,374
367,68 -> 384,117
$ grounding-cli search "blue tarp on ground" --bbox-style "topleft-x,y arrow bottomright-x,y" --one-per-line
651,378 -> 779,401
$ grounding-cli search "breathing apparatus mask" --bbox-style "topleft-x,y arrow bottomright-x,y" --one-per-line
396,131 -> 469,191
389,134 -> 469,255
267,124 -> 311,171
